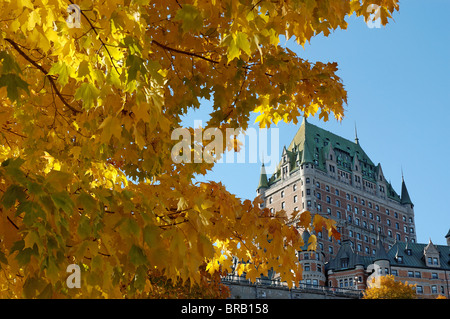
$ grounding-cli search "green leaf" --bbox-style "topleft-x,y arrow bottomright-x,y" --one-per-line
44,170 -> 73,191
1,184 -> 26,209
77,60 -> 91,78
0,51 -> 22,74
0,250 -> 8,265
51,191 -> 74,214
74,82 -> 100,109
129,244 -> 147,266
77,215 -> 92,240
174,4 -> 203,33
143,224 -> 161,247
48,61 -> 71,86
235,32 -> 251,56
126,54 -> 145,83
76,192 -> 98,213
0,73 -> 29,102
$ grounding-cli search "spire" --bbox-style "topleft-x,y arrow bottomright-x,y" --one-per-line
400,175 -> 413,207
257,162 -> 269,189
354,122 -> 359,145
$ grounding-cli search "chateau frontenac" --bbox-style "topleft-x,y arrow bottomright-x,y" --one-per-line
224,118 -> 450,299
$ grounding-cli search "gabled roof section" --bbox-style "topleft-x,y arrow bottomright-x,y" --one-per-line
388,241 -> 450,270
287,117 -> 375,175
373,235 -> 389,262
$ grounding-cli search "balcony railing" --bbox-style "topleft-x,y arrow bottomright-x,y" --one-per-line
222,274 -> 363,298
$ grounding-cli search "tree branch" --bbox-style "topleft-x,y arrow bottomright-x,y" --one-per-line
151,39 -> 219,65
4,38 -> 82,114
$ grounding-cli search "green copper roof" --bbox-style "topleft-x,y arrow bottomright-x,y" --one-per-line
261,119 -> 407,205
257,163 -> 269,189
400,178 -> 413,206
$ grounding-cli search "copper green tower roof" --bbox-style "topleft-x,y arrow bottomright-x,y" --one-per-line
261,118 -> 407,204
400,177 -> 413,207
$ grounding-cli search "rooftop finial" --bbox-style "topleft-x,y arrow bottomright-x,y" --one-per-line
354,122 -> 359,145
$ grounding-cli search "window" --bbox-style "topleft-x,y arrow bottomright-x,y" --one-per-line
396,233 -> 401,241
336,199 -> 340,207
281,201 -> 285,209
388,230 -> 392,237
415,271 -> 421,278
387,219 -> 391,226
431,286 -> 438,294
281,190 -> 285,198
304,263 -> 310,271
369,212 -> 373,220
326,196 -> 331,203
408,271 -> 414,277
317,192 -> 321,200
416,286 -> 423,294
306,189 -> 311,195
376,215 -> 381,222
336,211 -> 341,219
293,184 -> 297,191
306,178 -> 310,184
329,246 -> 333,254
294,195 -> 298,203
432,273 -> 438,279
269,197 -> 273,204
433,257 -> 439,265
391,269 -> 398,276
341,258 -> 349,268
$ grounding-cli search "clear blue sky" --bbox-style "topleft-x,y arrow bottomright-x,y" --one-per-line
181,0 -> 450,245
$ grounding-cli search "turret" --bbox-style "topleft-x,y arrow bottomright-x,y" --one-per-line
257,162 -> 268,194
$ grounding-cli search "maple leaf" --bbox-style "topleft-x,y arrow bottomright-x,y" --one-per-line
0,0 -> 399,299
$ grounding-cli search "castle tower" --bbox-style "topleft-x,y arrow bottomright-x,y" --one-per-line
298,231 -> 326,287
257,119 -> 417,261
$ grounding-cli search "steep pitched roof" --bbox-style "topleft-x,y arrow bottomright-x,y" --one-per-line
261,119 -> 404,203
257,163 -> 268,189
373,235 -> 389,262
400,177 -> 413,206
